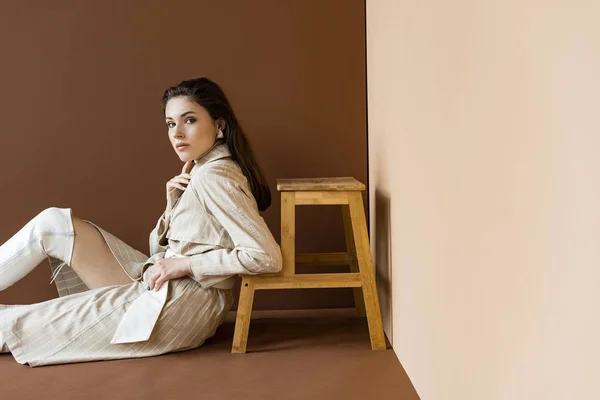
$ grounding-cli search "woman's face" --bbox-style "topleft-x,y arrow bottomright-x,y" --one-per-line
164,96 -> 222,162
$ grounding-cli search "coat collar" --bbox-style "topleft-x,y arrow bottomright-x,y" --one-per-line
192,139 -> 231,168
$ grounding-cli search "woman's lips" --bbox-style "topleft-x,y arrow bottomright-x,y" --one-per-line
176,145 -> 189,151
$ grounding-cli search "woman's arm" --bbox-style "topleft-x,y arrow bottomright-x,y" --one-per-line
186,162 -> 282,279
149,210 -> 170,257
149,188 -> 182,256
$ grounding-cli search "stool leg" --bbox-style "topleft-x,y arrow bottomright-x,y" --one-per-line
281,191 -> 296,277
342,205 -> 367,317
348,192 -> 387,350
232,276 -> 256,353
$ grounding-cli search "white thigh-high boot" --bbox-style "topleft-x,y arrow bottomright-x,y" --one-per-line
0,330 -> 9,353
0,207 -> 75,291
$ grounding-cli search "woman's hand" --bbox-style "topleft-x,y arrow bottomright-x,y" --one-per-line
165,161 -> 194,216
146,254 -> 192,291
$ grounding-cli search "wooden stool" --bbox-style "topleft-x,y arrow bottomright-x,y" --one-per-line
231,177 -> 387,353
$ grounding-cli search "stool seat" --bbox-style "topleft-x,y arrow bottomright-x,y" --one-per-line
232,176 -> 387,353
277,177 -> 365,191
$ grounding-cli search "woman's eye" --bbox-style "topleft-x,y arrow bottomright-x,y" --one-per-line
166,118 -> 195,128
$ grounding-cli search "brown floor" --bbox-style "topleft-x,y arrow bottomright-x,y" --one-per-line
0,308 -> 419,400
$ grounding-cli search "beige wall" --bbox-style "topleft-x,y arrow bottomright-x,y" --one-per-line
367,1 -> 599,399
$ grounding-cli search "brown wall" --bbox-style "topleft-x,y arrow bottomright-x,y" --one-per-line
0,1 -> 367,310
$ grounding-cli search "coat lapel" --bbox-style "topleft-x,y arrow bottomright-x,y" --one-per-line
192,140 -> 232,169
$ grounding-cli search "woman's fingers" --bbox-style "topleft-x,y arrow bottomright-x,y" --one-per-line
169,176 -> 190,185
147,266 -> 161,290
167,176 -> 191,191
146,272 -> 155,290
148,269 -> 168,291
168,181 -> 188,190
165,165 -> 193,208
182,161 -> 193,175
154,276 -> 165,291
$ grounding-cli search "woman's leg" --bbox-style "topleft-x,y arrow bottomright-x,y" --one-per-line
0,330 -> 9,353
69,216 -> 132,289
0,207 -> 75,291
0,207 -> 132,292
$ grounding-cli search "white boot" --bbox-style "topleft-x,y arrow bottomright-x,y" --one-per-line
0,330 -> 9,353
0,207 -> 75,291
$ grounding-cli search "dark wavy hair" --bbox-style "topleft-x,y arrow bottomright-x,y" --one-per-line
161,77 -> 271,211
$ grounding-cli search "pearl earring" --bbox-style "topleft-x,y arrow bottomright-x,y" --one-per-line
217,129 -> 224,139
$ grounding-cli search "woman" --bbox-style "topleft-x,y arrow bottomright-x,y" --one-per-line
0,77 -> 282,367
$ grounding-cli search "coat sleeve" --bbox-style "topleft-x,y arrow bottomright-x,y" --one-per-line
186,163 -> 282,279
148,188 -> 182,257
148,211 -> 169,257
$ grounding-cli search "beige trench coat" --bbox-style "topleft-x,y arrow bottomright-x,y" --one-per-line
0,140 -> 282,367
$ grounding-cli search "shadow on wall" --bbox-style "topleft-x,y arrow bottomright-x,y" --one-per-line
374,188 -> 393,344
